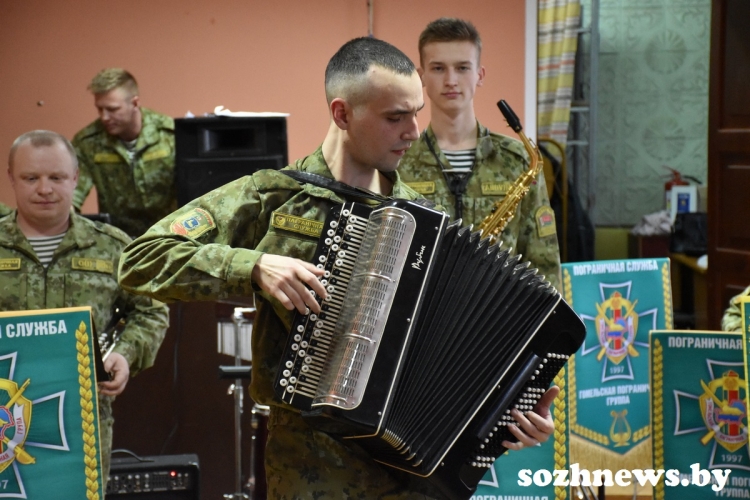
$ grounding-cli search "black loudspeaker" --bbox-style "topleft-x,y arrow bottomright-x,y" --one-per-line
107,453 -> 200,499
175,116 -> 288,206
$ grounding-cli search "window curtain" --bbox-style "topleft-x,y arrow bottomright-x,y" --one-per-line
537,0 -> 581,146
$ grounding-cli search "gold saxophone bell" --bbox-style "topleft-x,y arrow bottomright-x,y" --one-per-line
476,100 -> 544,241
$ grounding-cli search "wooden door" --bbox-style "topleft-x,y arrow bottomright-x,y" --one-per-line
707,0 -> 750,328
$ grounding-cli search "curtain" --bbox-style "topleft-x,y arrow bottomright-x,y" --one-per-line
537,0 -> 581,146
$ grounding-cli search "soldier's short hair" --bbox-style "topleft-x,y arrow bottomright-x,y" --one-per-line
418,18 -> 482,66
8,130 -> 78,171
324,37 -> 416,105
88,68 -> 139,97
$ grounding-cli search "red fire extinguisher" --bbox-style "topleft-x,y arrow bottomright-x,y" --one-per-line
664,166 -> 689,212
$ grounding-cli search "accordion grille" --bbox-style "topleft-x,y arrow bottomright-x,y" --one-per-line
313,207 -> 416,409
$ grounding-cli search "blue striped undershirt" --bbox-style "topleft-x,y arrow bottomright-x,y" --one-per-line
442,149 -> 476,173
27,232 -> 66,267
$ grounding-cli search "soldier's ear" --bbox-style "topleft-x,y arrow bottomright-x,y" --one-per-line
330,98 -> 351,130
131,95 -> 140,108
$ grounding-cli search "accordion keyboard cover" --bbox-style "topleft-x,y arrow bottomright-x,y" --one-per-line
273,199 -> 586,500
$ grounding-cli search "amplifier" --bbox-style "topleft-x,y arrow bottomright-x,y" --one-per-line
107,453 -> 200,500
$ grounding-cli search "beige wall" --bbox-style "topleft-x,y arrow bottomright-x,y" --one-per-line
0,0 -> 527,211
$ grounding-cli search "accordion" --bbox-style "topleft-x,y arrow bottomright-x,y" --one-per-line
273,199 -> 585,500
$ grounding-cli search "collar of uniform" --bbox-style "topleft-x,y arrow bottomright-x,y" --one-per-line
0,212 -> 50,263
475,121 -> 497,161
136,108 -> 172,151
96,108 -> 166,159
0,211 -> 25,248
422,121 -> 496,164
64,213 -> 97,251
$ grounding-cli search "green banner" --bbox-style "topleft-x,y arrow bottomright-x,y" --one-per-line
652,330 -> 748,499
0,307 -> 104,499
562,258 -> 672,472
472,368 -> 569,500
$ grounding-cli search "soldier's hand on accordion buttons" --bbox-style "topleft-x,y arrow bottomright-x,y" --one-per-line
502,385 -> 560,451
252,254 -> 327,314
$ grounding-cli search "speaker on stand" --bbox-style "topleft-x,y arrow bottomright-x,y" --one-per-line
175,116 -> 288,207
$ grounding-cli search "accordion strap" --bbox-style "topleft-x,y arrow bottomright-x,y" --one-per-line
281,170 -> 389,203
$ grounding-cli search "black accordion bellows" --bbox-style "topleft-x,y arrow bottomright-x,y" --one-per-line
274,199 -> 585,500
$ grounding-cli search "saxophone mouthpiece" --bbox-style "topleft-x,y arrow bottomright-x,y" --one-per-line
497,100 -> 523,133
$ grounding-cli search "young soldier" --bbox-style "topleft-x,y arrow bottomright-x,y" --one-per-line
399,18 -> 562,289
1,130 -> 169,480
118,37 -> 558,498
72,69 -> 175,237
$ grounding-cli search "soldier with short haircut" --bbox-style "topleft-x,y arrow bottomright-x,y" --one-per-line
398,18 -> 562,289
72,68 -> 175,237
118,37 -> 558,498
1,130 -> 169,480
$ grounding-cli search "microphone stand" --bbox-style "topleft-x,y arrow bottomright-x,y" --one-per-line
220,306 -> 255,500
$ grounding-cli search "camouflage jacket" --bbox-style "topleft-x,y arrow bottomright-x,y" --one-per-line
0,211 -> 169,375
721,285 -> 750,332
72,107 -> 176,238
398,122 -> 562,289
0,203 -> 11,218
119,147 -> 421,407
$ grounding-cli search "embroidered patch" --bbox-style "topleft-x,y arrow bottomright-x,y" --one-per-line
142,149 -> 170,161
535,206 -> 557,238
0,258 -> 21,271
481,181 -> 512,196
93,153 -> 122,163
271,212 -> 324,238
170,208 -> 217,238
406,181 -> 436,195
71,257 -> 114,274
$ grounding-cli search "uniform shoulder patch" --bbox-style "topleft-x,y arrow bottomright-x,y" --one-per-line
170,208 -> 217,238
535,206 -> 557,238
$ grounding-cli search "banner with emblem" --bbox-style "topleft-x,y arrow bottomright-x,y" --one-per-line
0,307 -> 104,498
472,368 -> 571,500
562,258 -> 672,492
652,330 -> 749,499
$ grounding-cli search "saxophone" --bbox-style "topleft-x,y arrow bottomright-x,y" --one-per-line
476,100 -> 544,240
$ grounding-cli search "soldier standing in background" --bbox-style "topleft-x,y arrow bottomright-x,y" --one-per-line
118,37 -> 558,499
1,130 -> 169,480
398,18 -> 562,289
72,68 -> 176,237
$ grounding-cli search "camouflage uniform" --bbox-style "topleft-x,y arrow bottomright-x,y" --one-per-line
72,108 -> 176,237
0,211 -> 169,480
119,148 -> 433,499
398,123 -> 562,289
721,285 -> 750,332
0,203 -> 11,218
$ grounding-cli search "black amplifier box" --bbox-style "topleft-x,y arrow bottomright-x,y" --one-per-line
106,453 -> 200,500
